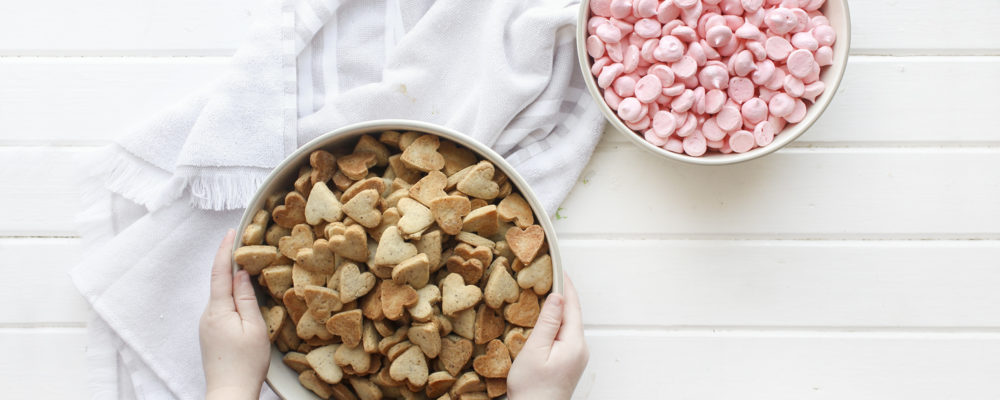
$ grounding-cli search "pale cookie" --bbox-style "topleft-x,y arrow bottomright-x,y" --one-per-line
387,340 -> 413,363
279,223 -> 314,259
378,326 -> 409,355
497,193 -> 533,228
362,320 -> 380,354
473,304 -> 504,345
293,263 -> 329,289
469,199 -> 488,210
407,284 -> 441,322
426,371 -> 457,398
393,253 -> 430,289
516,254 -> 552,295
338,152 -> 377,181
503,290 -> 540,328
446,164 -> 474,191
397,197 -> 434,236
389,345 -> 429,388
450,372 -> 485,397
304,285 -> 343,320
299,370 -> 335,399
399,131 -> 421,150
506,224 -> 545,265
261,264 -> 293,299
306,182 -> 343,225
389,154 -> 422,184
338,263 -> 376,303
456,161 -> 499,200
328,224 -> 368,262
342,189 -> 382,229
354,134 -> 390,166
233,245 -> 278,275
472,339 -> 511,378
426,195 -> 468,236
380,131 -> 402,149
384,188 -> 409,209
409,170 -> 448,207
273,191 -> 307,228
261,305 -> 286,342
439,335 -> 474,377
307,345 -> 344,384
374,226 -> 418,266
265,224 -> 291,247
296,239 -> 336,275
334,342 -> 371,373
341,177 -> 387,204
401,134 -> 446,172
297,310 -> 334,341
416,230 -> 443,271
483,258 -> 518,309
381,280 -> 419,321
408,322 -> 442,358
242,209 -> 269,245
461,205 -> 498,237
455,232 -> 495,249
441,273 -> 482,316
438,140 -> 478,176
448,307 -> 475,341
325,309 -> 363,347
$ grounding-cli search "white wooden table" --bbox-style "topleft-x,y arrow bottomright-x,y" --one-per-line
2,1 -> 999,398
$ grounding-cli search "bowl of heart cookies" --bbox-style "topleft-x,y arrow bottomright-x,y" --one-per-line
231,120 -> 561,399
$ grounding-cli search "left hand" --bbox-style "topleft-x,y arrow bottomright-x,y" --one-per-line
199,229 -> 271,400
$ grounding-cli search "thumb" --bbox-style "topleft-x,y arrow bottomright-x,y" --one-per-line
522,294 -> 564,355
233,270 -> 264,325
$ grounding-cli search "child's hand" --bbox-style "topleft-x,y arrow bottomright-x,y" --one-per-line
507,273 -> 589,400
198,229 -> 270,400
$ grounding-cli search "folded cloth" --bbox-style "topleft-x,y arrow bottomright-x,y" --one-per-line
72,0 -> 605,398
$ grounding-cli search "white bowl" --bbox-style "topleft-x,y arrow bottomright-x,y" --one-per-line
233,119 -> 564,399
576,0 -> 852,165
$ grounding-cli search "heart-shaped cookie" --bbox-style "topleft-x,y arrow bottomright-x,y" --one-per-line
407,284 -> 441,322
441,273 -> 482,316
297,310 -> 333,341
283,289 -> 308,324
389,345 -> 429,387
354,134 -> 390,166
241,210 -> 268,245
397,197 -> 434,236
506,224 -> 545,265
328,224 -> 368,262
295,239 -> 336,275
233,245 -> 278,275
504,327 -> 530,359
456,161 -> 499,200
462,205 -> 498,237
409,170 -> 448,207
261,305 -> 286,342
426,371 -> 457,398
337,151 -> 376,180
454,243 -> 493,268
450,371 -> 485,397
341,177 -> 386,203
474,304 -> 504,345
497,193 -> 533,228
439,335 -> 474,377
472,339 -> 511,378
303,285 -> 343,321
448,307 -> 475,340
503,290 -> 540,328
430,195 -> 471,235
325,309 -> 363,347
305,181 -> 343,225
445,256 -> 484,285
309,150 -> 337,186
261,264 -> 292,299
516,254 -> 553,295
388,154 -> 422,184
438,140 -> 478,176
334,342 -> 371,373
338,263 -> 376,303
392,253 -> 430,289
407,322 -> 441,358
359,280 -> 384,321
306,345 -> 343,384
483,258 -> 519,309
342,189 -> 382,229
279,223 -> 314,259
273,191 -> 308,228
381,280 -> 419,321
400,134 -> 445,172
374,226 -> 418,267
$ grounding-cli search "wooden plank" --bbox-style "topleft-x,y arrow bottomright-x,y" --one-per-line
0,329 -> 89,398
0,0 -> 252,55
556,146 -> 1000,238
0,58 -> 229,145
0,239 -> 89,324
2,57 -> 997,146
602,56 -> 1000,145
0,0 -> 998,54
578,333 -> 1000,399
3,146 -> 1000,237
563,240 -> 1000,328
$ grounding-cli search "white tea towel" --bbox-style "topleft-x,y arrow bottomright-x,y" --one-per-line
72,0 -> 606,398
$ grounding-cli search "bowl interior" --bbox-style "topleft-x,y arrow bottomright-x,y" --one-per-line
577,0 -> 852,165
232,119 -> 563,399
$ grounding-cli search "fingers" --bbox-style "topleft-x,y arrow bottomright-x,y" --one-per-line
233,270 -> 263,326
557,272 -> 585,343
521,293 -> 564,356
208,229 -> 237,313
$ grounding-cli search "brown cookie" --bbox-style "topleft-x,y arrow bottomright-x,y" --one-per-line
439,335 -> 474,377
